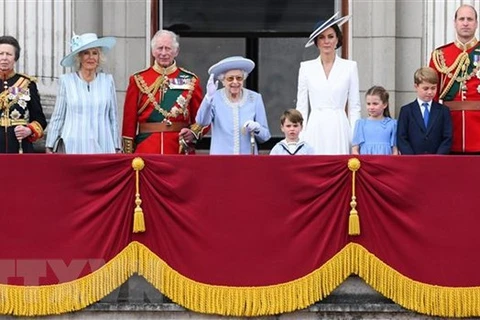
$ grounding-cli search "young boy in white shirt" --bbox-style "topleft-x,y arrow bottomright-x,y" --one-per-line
270,109 -> 315,155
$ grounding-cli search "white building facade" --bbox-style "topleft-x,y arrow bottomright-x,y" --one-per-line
0,0 -> 478,136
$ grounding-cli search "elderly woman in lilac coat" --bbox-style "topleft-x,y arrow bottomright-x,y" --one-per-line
195,56 -> 271,155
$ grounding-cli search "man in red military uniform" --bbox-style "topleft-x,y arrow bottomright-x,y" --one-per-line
122,30 -> 206,154
429,4 -> 480,153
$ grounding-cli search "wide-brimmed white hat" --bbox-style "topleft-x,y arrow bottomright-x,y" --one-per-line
60,33 -> 116,67
208,56 -> 255,79
305,12 -> 350,48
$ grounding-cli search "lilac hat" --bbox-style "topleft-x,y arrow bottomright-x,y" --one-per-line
208,56 -> 255,79
61,33 -> 116,67
305,12 -> 351,48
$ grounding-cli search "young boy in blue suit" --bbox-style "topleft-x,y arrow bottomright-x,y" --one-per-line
397,67 -> 452,154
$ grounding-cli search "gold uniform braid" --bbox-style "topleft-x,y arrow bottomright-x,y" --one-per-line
431,49 -> 469,100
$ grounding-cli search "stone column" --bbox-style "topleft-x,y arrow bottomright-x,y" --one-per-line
393,0 -> 424,116
100,0 -> 151,123
0,0 -> 73,118
352,1 -> 397,117
424,0 -> 480,61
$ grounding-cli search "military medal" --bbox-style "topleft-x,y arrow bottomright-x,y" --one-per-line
8,86 -> 19,98
169,78 -> 191,89
474,54 -> 480,67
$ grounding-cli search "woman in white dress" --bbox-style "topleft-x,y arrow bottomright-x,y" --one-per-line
46,33 -> 121,154
296,12 -> 361,155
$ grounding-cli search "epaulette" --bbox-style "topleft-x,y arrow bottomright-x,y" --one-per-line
133,66 -> 151,76
179,67 -> 198,79
434,42 -> 454,52
18,73 -> 36,82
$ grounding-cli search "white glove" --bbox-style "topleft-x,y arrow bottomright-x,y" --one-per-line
243,120 -> 261,133
206,74 -> 218,101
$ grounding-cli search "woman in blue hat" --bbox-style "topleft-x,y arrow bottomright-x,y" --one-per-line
45,33 -> 121,154
195,56 -> 271,154
296,12 -> 361,155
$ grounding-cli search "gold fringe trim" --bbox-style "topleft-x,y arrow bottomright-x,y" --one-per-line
137,242 -> 352,317
138,242 -> 480,318
351,243 -> 480,318
0,243 -> 137,316
2,241 -> 480,317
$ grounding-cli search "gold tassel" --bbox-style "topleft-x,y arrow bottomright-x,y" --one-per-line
347,158 -> 361,236
349,200 -> 360,235
132,157 -> 146,233
134,207 -> 145,233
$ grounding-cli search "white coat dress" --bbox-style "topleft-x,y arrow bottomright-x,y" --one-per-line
296,56 -> 361,155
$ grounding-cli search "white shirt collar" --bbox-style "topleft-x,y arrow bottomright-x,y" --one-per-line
417,99 -> 431,109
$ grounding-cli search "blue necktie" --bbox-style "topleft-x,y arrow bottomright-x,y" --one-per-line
423,102 -> 429,127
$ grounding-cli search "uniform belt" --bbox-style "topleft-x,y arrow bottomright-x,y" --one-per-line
0,118 -> 27,127
443,101 -> 480,111
139,121 -> 188,133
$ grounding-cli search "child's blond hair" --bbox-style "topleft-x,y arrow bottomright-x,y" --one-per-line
414,66 -> 439,85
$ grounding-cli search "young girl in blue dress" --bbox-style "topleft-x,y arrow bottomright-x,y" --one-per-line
352,86 -> 398,155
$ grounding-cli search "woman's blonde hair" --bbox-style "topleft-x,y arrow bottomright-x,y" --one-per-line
73,47 -> 106,71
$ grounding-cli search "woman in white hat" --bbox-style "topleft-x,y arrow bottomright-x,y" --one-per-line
195,56 -> 271,154
296,13 -> 361,155
45,33 -> 121,154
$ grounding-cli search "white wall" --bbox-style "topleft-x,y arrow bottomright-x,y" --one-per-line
2,0 -> 479,123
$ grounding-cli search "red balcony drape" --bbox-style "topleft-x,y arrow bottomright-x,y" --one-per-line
0,154 -> 478,317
